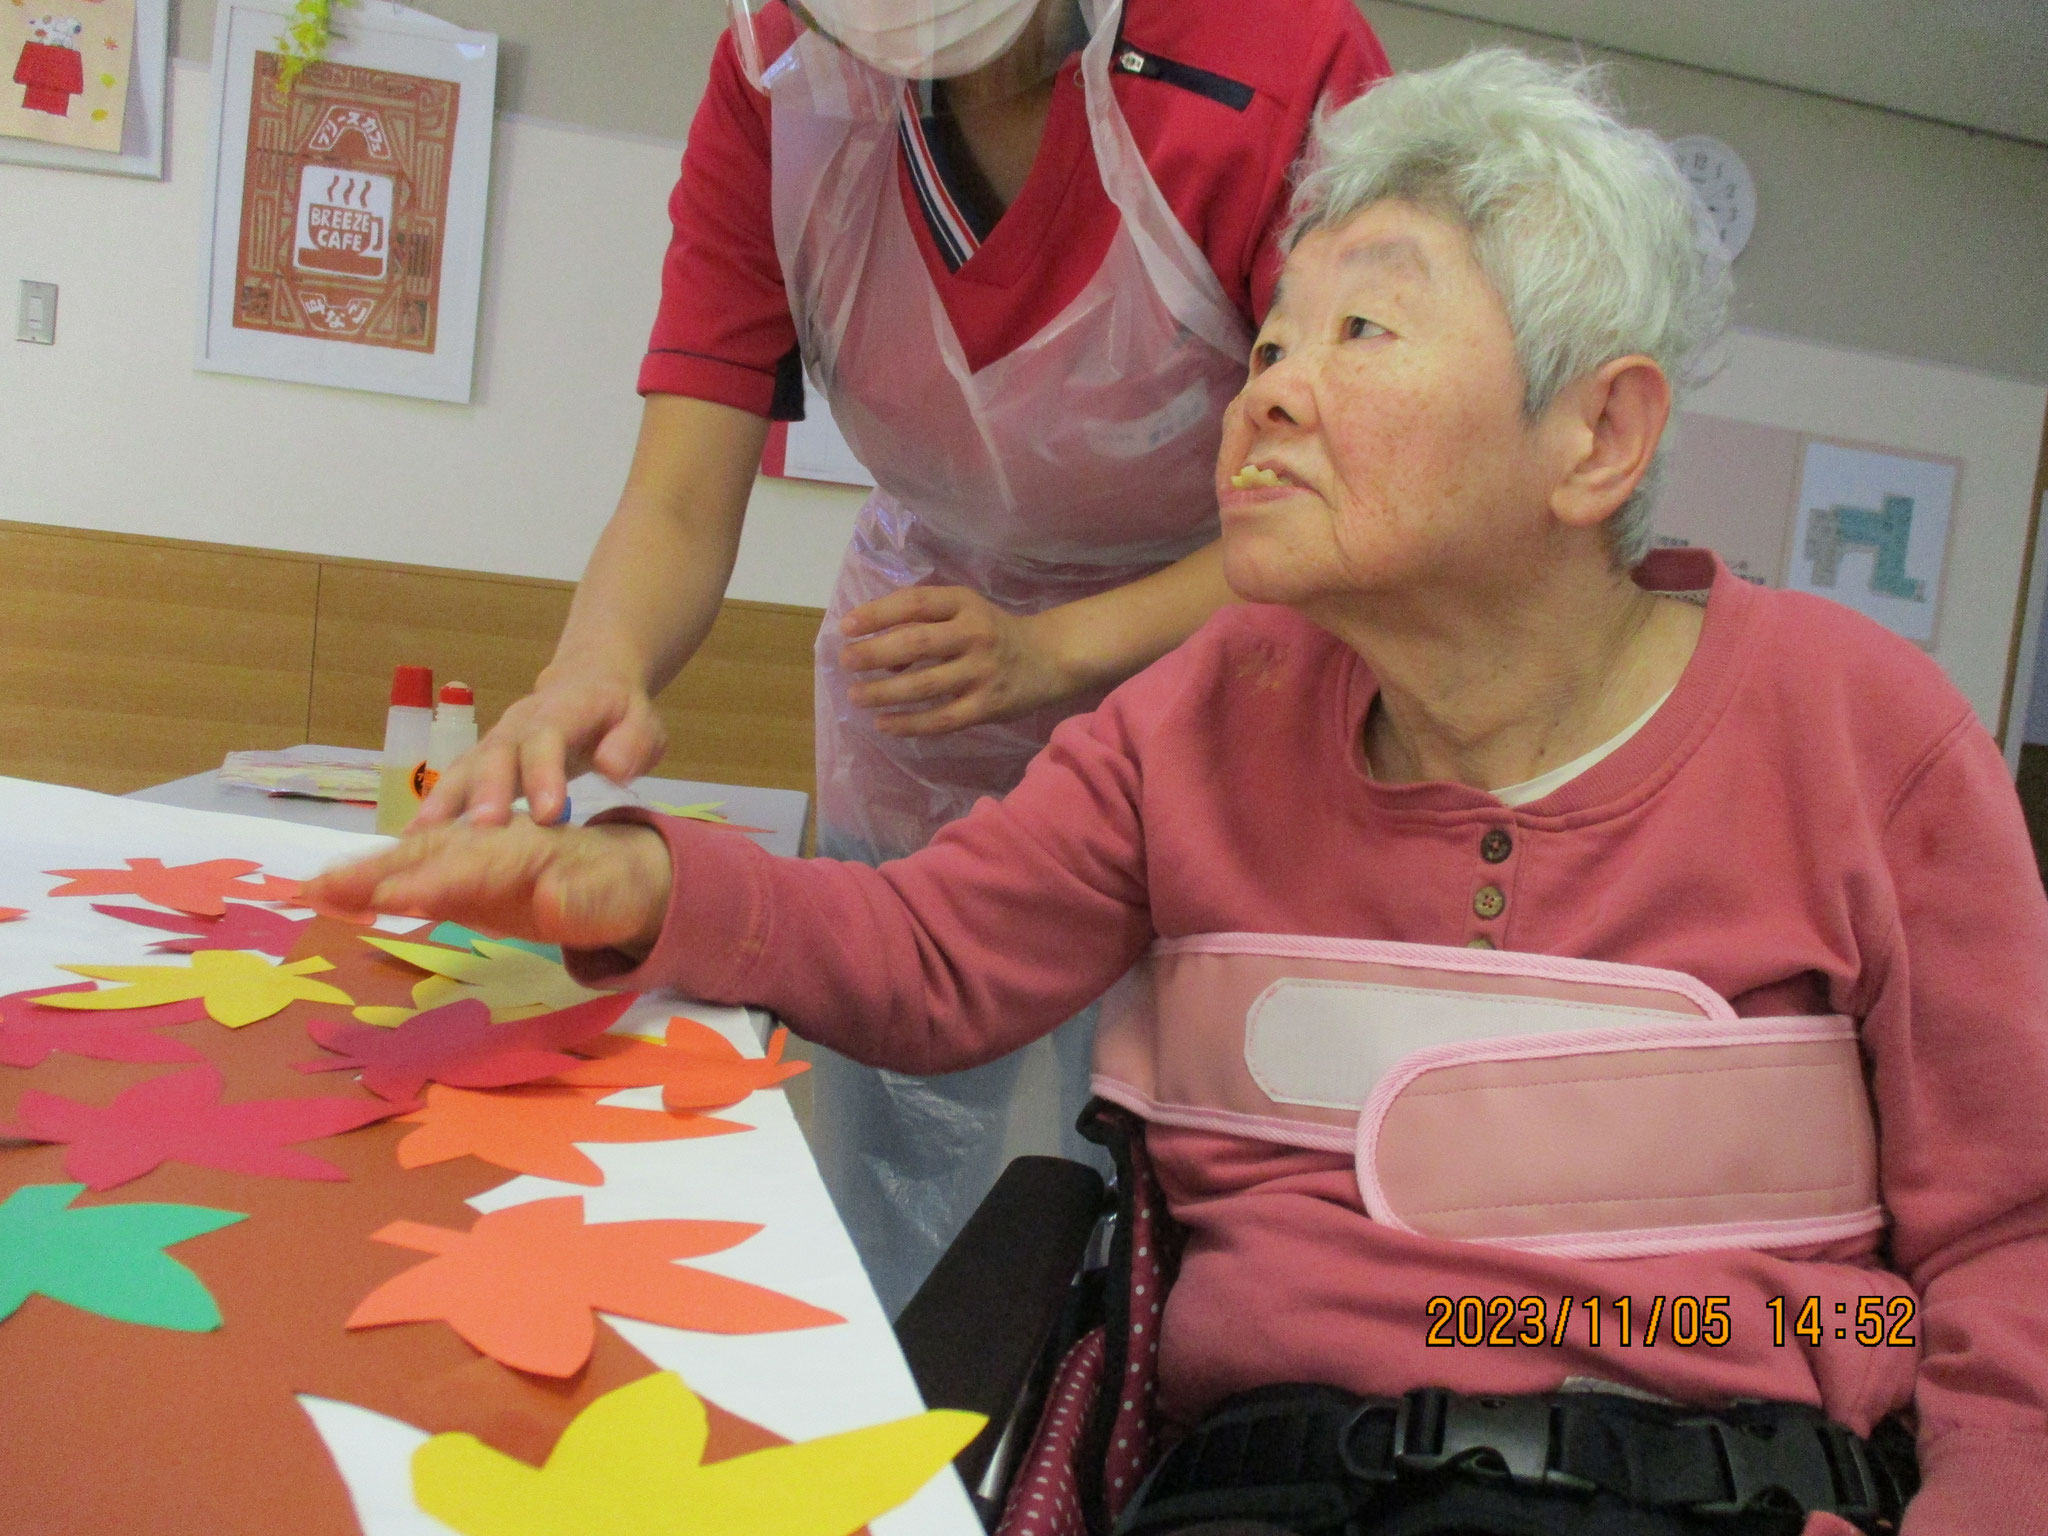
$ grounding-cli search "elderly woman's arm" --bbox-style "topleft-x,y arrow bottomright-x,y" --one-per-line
1862,718 -> 2048,1533
555,653 -> 1173,1074
312,667 -> 1164,1068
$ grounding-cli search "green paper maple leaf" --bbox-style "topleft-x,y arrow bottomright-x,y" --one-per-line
0,1183 -> 247,1332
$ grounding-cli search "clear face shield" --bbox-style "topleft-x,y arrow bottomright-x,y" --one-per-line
725,0 -> 1093,102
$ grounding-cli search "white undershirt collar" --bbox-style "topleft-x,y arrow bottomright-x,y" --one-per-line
1488,688 -> 1674,808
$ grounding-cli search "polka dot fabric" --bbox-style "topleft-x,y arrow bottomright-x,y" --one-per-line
1099,1127 -> 1175,1526
991,1102 -> 1189,1536
991,1328 -> 1105,1536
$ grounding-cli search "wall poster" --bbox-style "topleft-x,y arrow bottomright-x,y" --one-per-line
0,0 -> 167,177
197,1 -> 496,403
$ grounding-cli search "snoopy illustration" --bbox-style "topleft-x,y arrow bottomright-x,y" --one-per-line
15,14 -> 87,118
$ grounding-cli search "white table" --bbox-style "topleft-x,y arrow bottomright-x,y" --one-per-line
128,745 -> 812,860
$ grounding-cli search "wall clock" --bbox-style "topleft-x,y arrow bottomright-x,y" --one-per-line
1670,133 -> 1757,260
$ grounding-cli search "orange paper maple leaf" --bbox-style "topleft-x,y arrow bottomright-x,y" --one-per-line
347,1196 -> 841,1376
554,1018 -> 809,1112
44,858 -> 300,917
393,1085 -> 745,1184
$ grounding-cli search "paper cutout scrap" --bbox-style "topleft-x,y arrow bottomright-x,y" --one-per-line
429,923 -> 560,963
91,901 -> 311,958
647,799 -> 776,834
412,1370 -> 982,1536
394,1085 -> 744,1184
45,858 -> 300,917
0,983 -> 206,1068
554,1017 -> 809,1113
40,951 -> 353,1028
348,1196 -> 843,1376
298,993 -> 634,1103
355,935 -> 600,1027
0,1182 -> 247,1332
1,1065 -> 399,1191
0,907 -> 25,923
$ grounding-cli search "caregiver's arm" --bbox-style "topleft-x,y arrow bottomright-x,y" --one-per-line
1866,717 -> 2048,1534
419,395 -> 768,828
840,540 -> 1235,736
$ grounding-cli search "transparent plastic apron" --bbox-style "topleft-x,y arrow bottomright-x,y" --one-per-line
767,0 -> 1252,1312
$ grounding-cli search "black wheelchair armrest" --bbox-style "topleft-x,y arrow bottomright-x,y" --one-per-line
894,1155 -> 1109,1514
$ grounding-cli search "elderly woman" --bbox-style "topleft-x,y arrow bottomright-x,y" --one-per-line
309,51 -> 2047,1536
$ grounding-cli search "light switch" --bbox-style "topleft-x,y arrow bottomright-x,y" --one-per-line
17,281 -> 57,345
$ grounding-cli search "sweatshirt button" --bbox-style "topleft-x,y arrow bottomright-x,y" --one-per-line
1466,935 -> 1496,950
1480,828 -> 1513,863
1473,885 -> 1506,920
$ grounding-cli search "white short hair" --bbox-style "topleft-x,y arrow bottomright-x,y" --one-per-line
1289,49 -> 1730,567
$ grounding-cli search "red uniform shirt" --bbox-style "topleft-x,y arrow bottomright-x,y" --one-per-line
640,0 -> 1391,414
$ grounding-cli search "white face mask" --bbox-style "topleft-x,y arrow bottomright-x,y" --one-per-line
800,0 -> 1046,79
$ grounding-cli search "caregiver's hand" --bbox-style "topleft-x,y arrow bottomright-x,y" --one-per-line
303,819 -> 674,957
840,586 -> 1075,737
415,664 -> 668,830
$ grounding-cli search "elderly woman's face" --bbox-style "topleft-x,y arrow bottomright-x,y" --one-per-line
1217,201 -> 1558,611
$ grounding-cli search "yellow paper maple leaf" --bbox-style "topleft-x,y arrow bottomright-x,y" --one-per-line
356,936 -> 600,1027
43,952 -> 353,1029
412,1372 -> 981,1536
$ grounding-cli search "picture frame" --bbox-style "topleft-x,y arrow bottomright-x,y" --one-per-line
1783,436 -> 1960,648
194,0 -> 498,404
0,0 -> 170,179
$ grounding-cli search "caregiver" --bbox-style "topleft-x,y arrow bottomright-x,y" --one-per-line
418,0 -> 1389,1311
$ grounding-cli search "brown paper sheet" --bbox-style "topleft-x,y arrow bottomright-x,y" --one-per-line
3,917 -> 794,1535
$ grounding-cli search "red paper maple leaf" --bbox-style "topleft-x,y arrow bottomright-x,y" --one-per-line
1,1065 -> 400,1190
45,859 -> 299,917
0,984 -> 206,1069
347,1195 -> 842,1376
91,902 -> 312,958
554,1017 -> 809,1112
296,993 -> 634,1102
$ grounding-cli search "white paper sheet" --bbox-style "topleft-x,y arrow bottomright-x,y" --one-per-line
0,776 -> 980,1536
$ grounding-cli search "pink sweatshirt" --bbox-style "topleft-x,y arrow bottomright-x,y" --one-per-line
582,550 -> 2048,1532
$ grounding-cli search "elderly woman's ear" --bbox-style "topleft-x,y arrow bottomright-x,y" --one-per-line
1543,354 -> 1671,537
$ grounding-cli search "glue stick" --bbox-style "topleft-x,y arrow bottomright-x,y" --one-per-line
375,666 -> 434,836
424,682 -> 478,795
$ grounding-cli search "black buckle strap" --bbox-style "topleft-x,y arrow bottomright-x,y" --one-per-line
1119,1385 -> 1914,1535
1685,1410 -> 1883,1522
1372,1389 -> 1597,1493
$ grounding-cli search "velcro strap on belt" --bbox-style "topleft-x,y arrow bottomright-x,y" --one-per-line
1113,1385 -> 1915,1536
1092,935 -> 1884,1258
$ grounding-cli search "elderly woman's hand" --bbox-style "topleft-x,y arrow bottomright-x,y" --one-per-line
301,819 -> 675,957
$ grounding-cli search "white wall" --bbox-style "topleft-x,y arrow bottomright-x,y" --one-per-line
4,36 -> 2043,668
0,59 -> 863,606
1358,2 -> 2048,389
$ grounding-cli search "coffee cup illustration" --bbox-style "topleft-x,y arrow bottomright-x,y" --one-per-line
294,170 -> 395,281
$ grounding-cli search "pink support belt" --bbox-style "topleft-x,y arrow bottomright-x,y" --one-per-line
1092,934 -> 1883,1259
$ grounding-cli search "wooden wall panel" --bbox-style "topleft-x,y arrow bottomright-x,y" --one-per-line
308,564 -> 819,795
649,602 -> 818,794
0,526 -> 317,794
307,565 -> 576,753
0,522 -> 820,804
